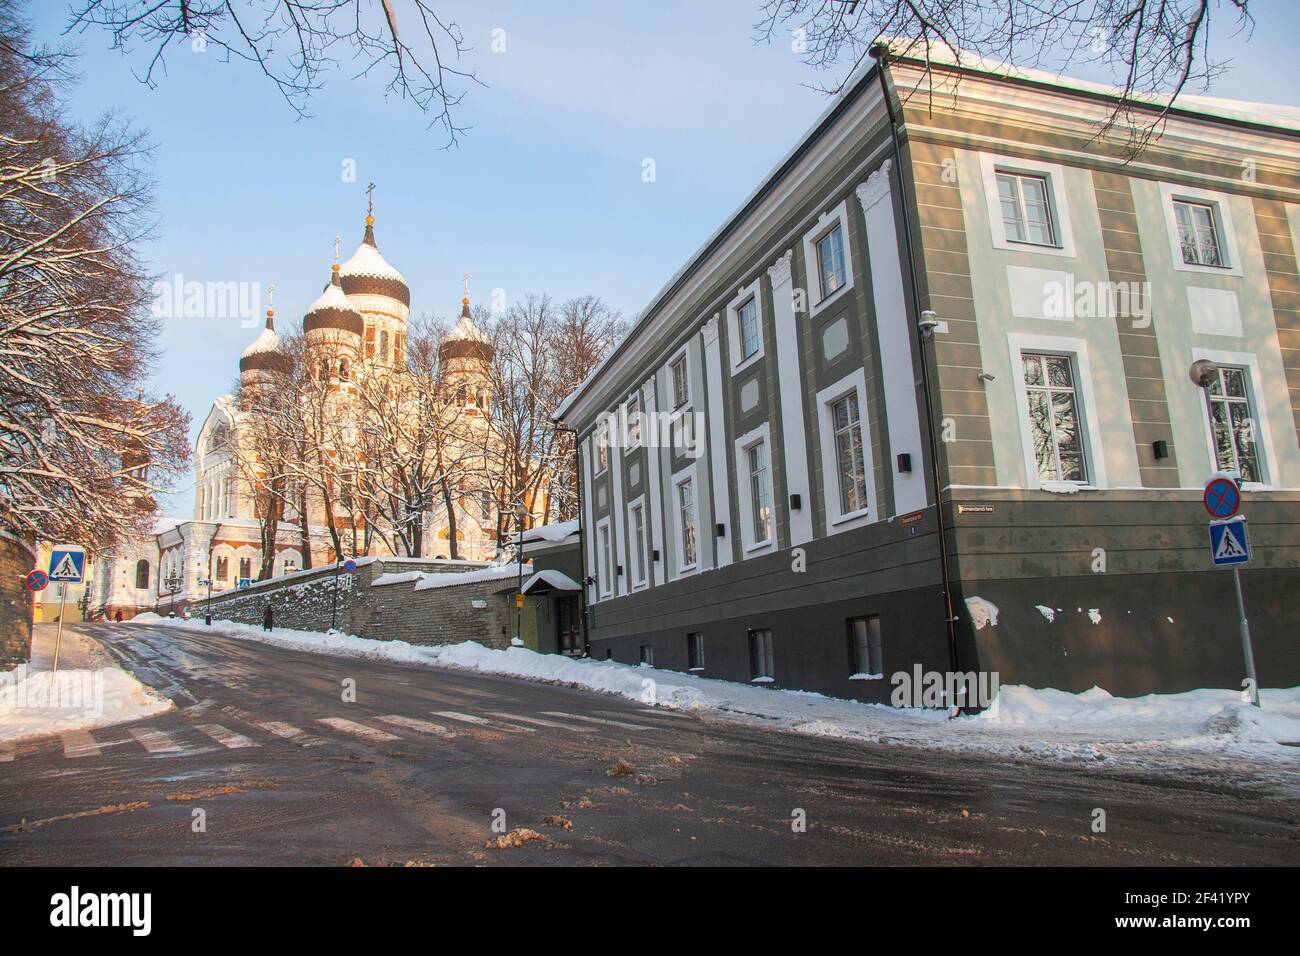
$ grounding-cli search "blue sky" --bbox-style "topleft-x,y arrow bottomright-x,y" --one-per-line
26,0 -> 1300,514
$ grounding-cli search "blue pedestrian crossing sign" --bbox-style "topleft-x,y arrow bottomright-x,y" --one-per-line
1209,518 -> 1250,566
48,544 -> 86,583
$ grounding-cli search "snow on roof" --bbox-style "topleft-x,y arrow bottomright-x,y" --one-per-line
240,325 -> 281,359
340,241 -> 407,285
412,562 -> 529,592
446,312 -> 489,343
152,515 -> 186,535
306,280 -> 359,316
885,38 -> 1300,132
520,569 -> 581,594
371,570 -> 426,587
520,519 -> 580,545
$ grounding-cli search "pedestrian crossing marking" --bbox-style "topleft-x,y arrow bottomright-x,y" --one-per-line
257,721 -> 325,747
374,715 -> 456,738
636,708 -> 691,719
61,730 -> 101,758
488,712 -> 580,731
129,727 -> 183,754
196,724 -> 259,749
540,711 -> 654,732
317,717 -> 400,742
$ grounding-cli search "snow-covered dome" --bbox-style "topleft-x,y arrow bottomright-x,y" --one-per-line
339,215 -> 410,307
441,297 -> 493,363
447,308 -> 489,344
304,267 -> 364,338
239,310 -> 290,374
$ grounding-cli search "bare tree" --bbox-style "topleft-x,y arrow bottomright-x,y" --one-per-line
65,0 -> 483,146
0,3 -> 190,549
756,0 -> 1255,153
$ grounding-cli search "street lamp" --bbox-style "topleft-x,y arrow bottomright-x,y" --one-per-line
513,500 -> 527,646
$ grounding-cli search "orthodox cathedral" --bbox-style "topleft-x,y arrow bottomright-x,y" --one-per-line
85,203 -> 527,620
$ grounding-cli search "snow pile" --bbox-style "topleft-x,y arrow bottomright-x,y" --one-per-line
0,665 -> 172,743
413,563 -> 527,592
136,617 -> 1300,777
964,596 -> 999,630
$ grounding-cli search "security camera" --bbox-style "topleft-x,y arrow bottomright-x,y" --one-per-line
918,311 -> 940,336
1188,359 -> 1218,389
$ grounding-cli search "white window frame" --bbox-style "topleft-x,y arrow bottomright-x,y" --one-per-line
593,419 -> 610,476
627,496 -> 649,590
978,153 -> 1076,258
1191,347 -> 1277,489
670,469 -> 698,577
1158,182 -> 1243,277
733,422 -> 776,555
623,391 -> 644,452
994,170 -> 1059,249
815,368 -> 877,533
801,200 -> 855,318
596,516 -> 614,598
1017,351 -> 1092,486
1007,332 -> 1109,491
726,278 -> 765,376
668,346 -> 691,411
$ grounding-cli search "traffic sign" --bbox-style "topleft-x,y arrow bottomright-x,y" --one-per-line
1210,517 -> 1251,566
48,545 -> 85,583
197,578 -> 212,587
236,577 -> 253,591
343,559 -> 357,574
24,569 -> 48,592
1203,476 -> 1241,519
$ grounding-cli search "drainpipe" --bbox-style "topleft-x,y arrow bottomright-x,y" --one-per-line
869,44 -> 960,677
554,422 -> 590,657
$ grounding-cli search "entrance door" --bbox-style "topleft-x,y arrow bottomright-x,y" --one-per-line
556,596 -> 582,655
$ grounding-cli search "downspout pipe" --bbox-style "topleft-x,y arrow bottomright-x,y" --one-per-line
869,44 -> 961,677
554,422 -> 590,657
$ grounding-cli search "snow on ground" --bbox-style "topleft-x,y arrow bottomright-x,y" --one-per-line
143,617 -> 1300,780
1,626 -> 172,743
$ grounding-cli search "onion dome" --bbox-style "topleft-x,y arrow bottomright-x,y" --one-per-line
239,307 -> 291,374
339,214 -> 410,307
441,294 -> 493,363
303,265 -> 364,337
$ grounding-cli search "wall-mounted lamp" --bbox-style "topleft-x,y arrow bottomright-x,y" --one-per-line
1152,439 -> 1169,460
977,371 -> 996,383
615,565 -> 623,576
918,310 -> 940,337
896,453 -> 912,474
651,549 -> 660,562
789,494 -> 802,511
715,523 -> 726,538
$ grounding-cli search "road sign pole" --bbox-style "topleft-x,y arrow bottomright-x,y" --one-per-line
331,561 -> 340,632
52,583 -> 68,675
1231,566 -> 1260,707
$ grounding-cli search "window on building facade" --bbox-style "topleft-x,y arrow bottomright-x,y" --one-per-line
134,559 -> 150,590
848,615 -> 883,677
238,557 -> 251,581
379,329 -> 389,362
1173,199 -> 1225,267
283,559 -> 298,574
338,359 -> 350,381
671,354 -> 689,409
594,423 -> 609,474
749,629 -> 774,681
1205,365 -> 1263,483
215,556 -> 229,582
747,439 -> 773,544
996,171 -> 1057,246
687,632 -> 705,670
676,477 -> 697,570
597,521 -> 613,597
739,296 -> 760,360
831,392 -> 869,515
629,502 -> 648,588
1021,352 -> 1088,483
815,223 -> 847,300
639,644 -> 654,666
625,392 -> 643,449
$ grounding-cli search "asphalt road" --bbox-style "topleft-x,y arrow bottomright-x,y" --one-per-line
1,622 -> 1296,866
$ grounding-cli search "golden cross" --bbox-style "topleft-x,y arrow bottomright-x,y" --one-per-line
463,271 -> 470,298
366,182 -> 375,215
333,235 -> 341,262
267,283 -> 275,310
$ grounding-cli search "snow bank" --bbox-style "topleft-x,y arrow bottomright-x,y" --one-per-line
141,617 -> 1300,775
0,665 -> 172,743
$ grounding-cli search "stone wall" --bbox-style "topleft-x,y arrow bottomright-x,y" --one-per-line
203,557 -> 521,650
0,531 -> 36,669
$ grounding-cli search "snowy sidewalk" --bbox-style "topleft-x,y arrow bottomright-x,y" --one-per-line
139,615 -> 1300,782
0,624 -> 172,743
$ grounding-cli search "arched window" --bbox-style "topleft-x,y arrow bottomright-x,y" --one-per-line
135,559 -> 150,590
379,330 -> 389,362
339,359 -> 349,381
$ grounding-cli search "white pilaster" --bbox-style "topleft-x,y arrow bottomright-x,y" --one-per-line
767,249 -> 814,546
702,315 -> 733,567
641,377 -> 665,586
856,159 -> 927,516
